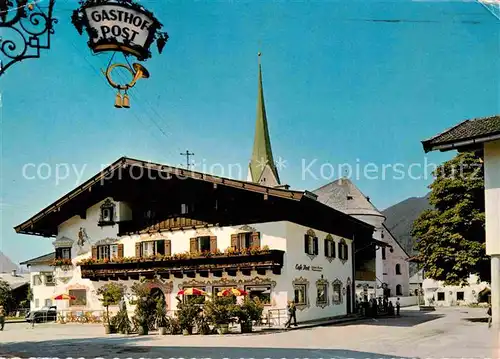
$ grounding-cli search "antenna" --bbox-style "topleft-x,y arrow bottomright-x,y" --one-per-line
180,150 -> 195,170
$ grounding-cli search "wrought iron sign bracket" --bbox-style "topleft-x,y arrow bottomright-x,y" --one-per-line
0,0 -> 58,77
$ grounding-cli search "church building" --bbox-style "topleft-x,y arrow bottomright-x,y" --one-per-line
17,59 -> 380,324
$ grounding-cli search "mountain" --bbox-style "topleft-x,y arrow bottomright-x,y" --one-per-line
382,194 -> 432,275
0,251 -> 19,273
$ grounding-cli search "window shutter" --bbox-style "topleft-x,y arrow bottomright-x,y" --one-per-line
165,240 -> 172,256
332,242 -> 336,258
313,237 -> 318,255
251,232 -> 261,248
231,234 -> 239,249
210,236 -> 217,252
344,244 -> 348,260
338,242 -> 342,259
324,239 -> 329,257
117,244 -> 124,258
55,248 -> 62,260
91,246 -> 97,259
190,238 -> 197,253
135,243 -> 141,257
304,235 -> 309,254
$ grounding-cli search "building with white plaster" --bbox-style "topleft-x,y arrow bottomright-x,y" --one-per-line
313,179 -> 410,300
16,61 -> 379,324
422,115 -> 500,324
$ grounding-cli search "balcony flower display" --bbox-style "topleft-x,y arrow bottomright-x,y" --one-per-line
77,245 -> 271,266
51,258 -> 73,269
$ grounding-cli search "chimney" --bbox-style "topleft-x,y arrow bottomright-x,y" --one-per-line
11,269 -> 17,277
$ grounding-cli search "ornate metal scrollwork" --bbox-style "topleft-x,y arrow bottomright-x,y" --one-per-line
0,0 -> 57,76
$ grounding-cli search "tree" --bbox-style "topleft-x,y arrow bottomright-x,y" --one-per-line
96,283 -> 126,326
0,280 -> 14,313
412,152 -> 489,286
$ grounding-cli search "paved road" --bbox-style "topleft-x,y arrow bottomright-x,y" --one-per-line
0,307 -> 496,358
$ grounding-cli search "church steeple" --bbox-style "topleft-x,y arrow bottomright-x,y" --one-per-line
248,53 -> 281,187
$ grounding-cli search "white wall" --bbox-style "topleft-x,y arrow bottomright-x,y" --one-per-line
29,264 -> 57,310
388,296 -> 417,307
485,140 -> 500,255
285,222 -> 353,322
422,275 -> 490,306
381,227 -> 410,297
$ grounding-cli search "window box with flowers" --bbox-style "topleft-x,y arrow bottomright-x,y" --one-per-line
51,258 -> 73,270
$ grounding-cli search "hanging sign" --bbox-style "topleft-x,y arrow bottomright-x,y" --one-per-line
295,264 -> 323,272
72,0 -> 169,61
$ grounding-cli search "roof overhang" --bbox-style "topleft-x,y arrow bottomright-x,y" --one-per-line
422,133 -> 500,153
14,157 -> 374,241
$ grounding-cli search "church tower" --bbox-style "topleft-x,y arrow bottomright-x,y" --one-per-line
247,53 -> 281,187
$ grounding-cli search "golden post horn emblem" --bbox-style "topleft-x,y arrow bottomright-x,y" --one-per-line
102,63 -> 150,109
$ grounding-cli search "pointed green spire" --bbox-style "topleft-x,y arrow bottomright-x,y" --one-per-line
248,53 -> 280,186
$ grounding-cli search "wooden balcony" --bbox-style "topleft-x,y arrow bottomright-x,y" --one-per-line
80,250 -> 285,281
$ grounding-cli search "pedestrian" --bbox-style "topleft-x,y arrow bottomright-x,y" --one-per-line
388,301 -> 395,316
396,297 -> 401,316
0,305 -> 5,331
285,300 -> 297,328
487,304 -> 492,329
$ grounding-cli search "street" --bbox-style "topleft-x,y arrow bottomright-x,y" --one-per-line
0,307 -> 495,358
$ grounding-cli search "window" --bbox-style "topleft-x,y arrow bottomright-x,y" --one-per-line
34,299 -> 39,308
381,247 -> 386,260
324,236 -> 335,258
437,292 -> 445,301
99,199 -> 116,225
304,234 -> 318,256
197,236 -> 211,252
316,282 -> 328,307
395,264 -> 402,275
238,232 -> 252,250
457,292 -> 464,301
294,284 -> 307,306
55,247 -> 71,260
33,275 -> 42,286
245,285 -> 272,305
396,284 -> 402,296
96,244 -> 120,260
137,240 -> 166,257
332,280 -> 342,305
43,273 -> 55,286
45,299 -> 52,307
181,203 -> 192,214
69,289 -> 87,306
338,239 -> 349,261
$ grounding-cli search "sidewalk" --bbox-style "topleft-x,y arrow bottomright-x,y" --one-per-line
255,314 -> 365,333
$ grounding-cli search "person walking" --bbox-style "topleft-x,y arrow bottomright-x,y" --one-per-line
487,304 -> 492,328
285,300 -> 297,328
396,297 -> 401,316
0,305 -> 5,331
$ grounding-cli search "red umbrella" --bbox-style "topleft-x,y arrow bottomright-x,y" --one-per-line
53,294 -> 76,300
217,288 -> 248,297
177,288 -> 207,296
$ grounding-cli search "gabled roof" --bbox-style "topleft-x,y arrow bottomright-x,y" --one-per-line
20,252 -> 55,266
422,115 -> 500,153
0,272 -> 30,289
313,178 -> 385,218
13,157 -> 375,241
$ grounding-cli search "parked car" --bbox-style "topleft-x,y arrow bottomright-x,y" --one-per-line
25,306 -> 57,323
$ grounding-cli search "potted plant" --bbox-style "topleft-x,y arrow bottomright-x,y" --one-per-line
155,298 -> 168,335
175,297 -> 200,335
204,296 -> 235,334
96,283 -> 126,334
130,283 -> 151,335
195,311 -> 211,335
233,297 -> 264,333
114,302 -> 132,334
166,316 -> 181,334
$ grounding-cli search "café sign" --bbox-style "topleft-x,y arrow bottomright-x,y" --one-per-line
72,0 -> 169,61
295,264 -> 323,272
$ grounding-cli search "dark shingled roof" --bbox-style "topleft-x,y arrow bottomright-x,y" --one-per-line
20,252 -> 55,266
422,115 -> 500,153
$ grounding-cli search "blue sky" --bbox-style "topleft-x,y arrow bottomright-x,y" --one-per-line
0,0 -> 498,265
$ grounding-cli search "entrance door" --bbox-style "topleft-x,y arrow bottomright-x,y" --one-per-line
346,284 -> 352,314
